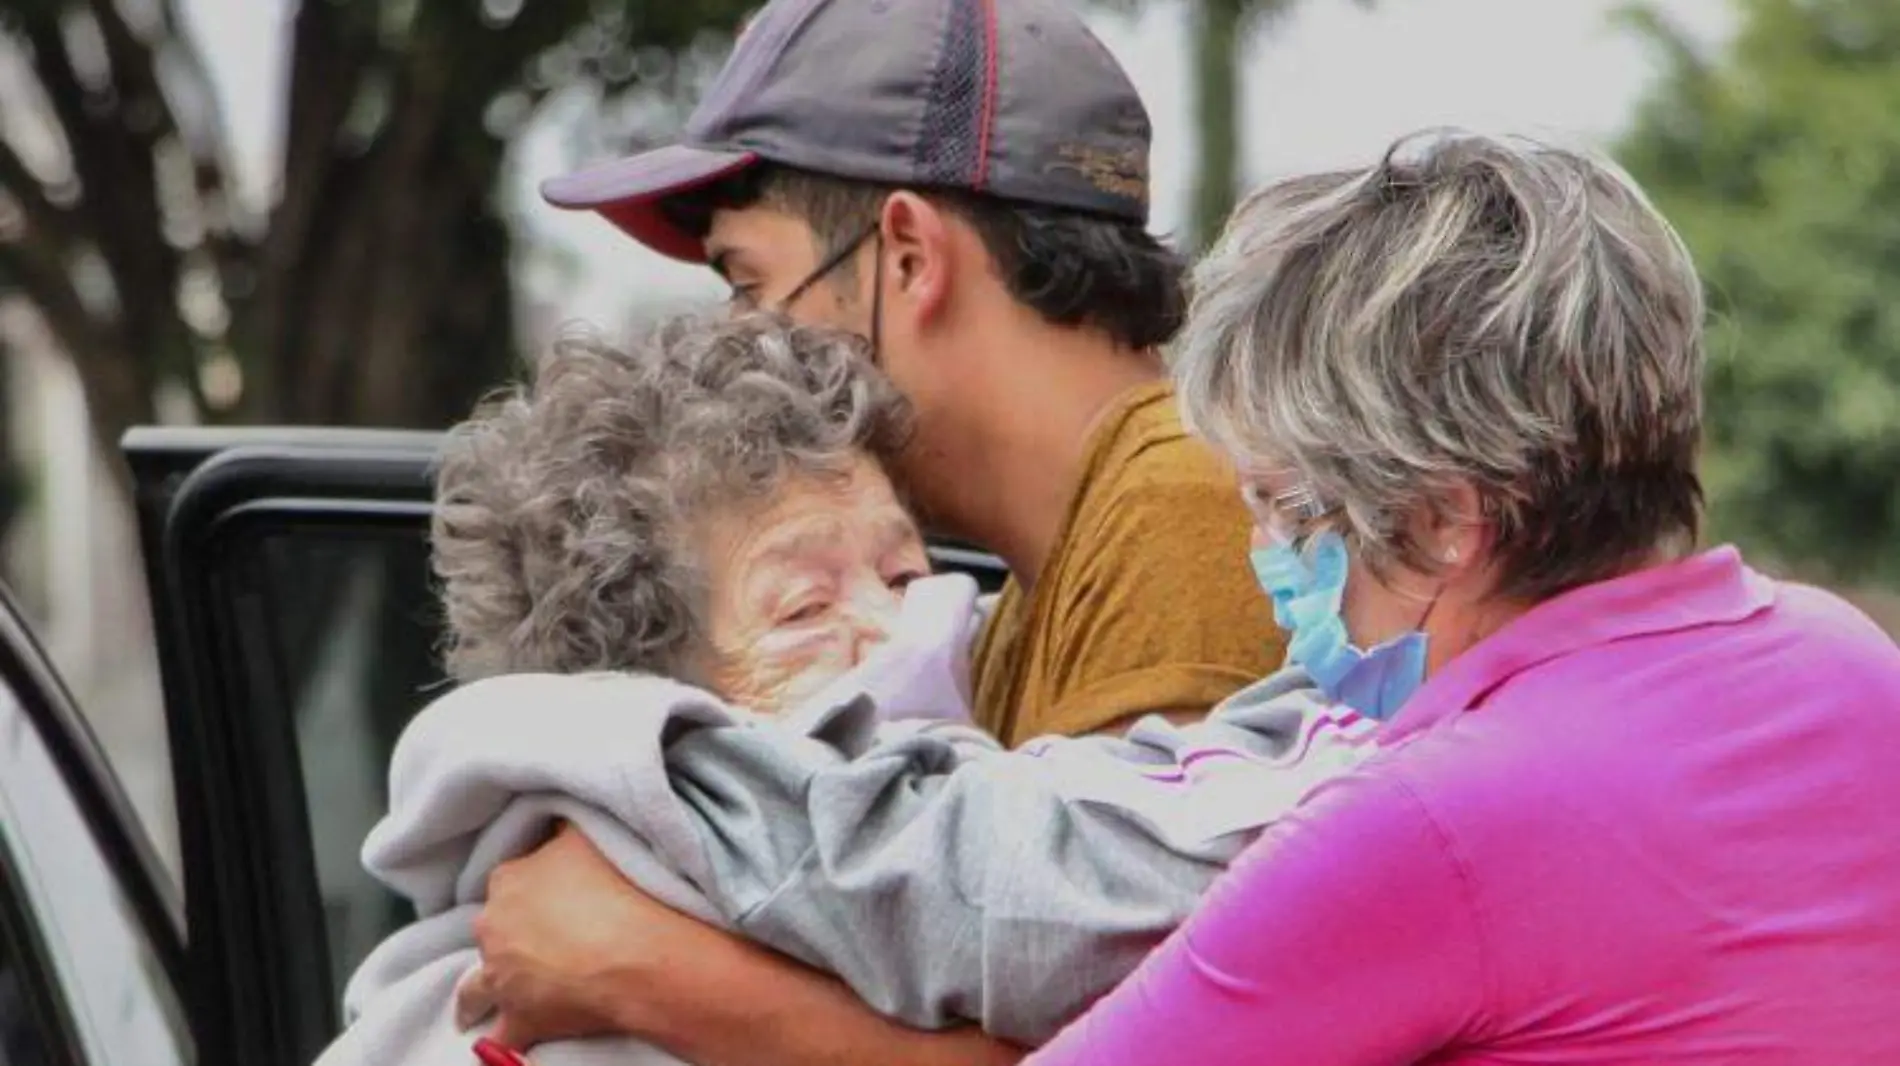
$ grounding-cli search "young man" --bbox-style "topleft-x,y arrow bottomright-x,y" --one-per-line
464,1 -> 1286,1061
541,0 -> 1282,745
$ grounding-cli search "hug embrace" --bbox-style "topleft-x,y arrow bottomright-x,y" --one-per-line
317,1 -> 1900,1064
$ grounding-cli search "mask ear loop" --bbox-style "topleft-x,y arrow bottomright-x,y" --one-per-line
778,218 -> 881,318
1409,543 -> 1462,656
1415,584 -> 1446,632
868,232 -> 885,367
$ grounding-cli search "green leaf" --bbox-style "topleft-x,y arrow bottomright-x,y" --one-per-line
1616,0 -> 1900,584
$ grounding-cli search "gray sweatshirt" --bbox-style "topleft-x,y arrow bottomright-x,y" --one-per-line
315,667 -> 1375,1066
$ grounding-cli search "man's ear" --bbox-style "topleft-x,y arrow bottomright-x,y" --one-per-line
878,191 -> 952,320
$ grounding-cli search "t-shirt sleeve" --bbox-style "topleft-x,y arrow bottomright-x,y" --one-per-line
1023,768 -> 1488,1066
1038,471 -> 1285,736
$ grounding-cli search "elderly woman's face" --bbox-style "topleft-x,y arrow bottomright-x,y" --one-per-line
700,455 -> 930,713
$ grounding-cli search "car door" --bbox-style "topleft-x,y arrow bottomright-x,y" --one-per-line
122,425 -> 1008,1066
0,582 -> 191,1066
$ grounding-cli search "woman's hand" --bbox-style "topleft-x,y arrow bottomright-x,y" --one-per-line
461,826 -> 681,1047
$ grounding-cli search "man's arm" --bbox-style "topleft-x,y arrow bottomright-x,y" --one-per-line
467,672 -> 1351,1049
628,923 -> 1022,1066
467,829 -> 1022,1066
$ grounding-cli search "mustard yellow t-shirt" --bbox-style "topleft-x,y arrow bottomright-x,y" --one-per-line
970,382 -> 1287,746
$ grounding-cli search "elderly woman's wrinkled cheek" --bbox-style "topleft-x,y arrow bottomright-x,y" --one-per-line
717,624 -> 873,715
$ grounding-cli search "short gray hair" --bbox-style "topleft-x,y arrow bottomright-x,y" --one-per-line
1174,130 -> 1706,600
431,311 -> 912,683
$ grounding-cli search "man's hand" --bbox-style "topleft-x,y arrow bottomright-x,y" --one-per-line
461,826 -> 677,1048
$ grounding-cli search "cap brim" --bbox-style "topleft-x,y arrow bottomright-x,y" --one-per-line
540,143 -> 759,264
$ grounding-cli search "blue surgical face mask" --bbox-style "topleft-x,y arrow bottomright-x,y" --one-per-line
1249,530 -> 1429,721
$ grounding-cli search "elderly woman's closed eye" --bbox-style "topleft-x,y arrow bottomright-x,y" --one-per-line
429,311 -> 926,714
700,459 -> 929,709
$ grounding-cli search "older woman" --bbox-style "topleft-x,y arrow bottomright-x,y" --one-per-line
430,311 -> 935,712
462,132 -> 1900,1066
341,310 -> 1373,1066
1024,132 -> 1900,1062
323,313 -> 998,1066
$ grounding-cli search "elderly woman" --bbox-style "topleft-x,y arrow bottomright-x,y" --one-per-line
317,312 -> 977,1066
430,311 -> 935,712
335,310 -> 1373,1066
463,132 -> 1900,1066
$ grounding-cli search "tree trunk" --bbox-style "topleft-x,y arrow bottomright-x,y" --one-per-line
1190,0 -> 1245,251
4,0 -> 749,451
242,136 -> 515,430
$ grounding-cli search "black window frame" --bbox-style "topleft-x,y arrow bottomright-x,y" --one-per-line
0,587 -> 186,986
0,822 -> 86,1066
136,440 -> 438,1066
0,573 -> 192,1066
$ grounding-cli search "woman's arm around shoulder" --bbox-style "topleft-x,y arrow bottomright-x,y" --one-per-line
1026,768 -> 1489,1066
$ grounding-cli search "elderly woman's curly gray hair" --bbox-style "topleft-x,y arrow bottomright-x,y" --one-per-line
430,311 -> 912,683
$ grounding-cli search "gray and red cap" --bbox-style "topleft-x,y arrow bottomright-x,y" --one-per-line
541,0 -> 1153,263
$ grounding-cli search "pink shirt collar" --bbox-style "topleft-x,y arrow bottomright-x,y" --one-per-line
1385,546 -> 1778,744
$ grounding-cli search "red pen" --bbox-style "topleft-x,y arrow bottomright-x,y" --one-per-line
472,1037 -> 531,1066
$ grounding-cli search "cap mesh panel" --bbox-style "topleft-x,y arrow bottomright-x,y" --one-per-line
914,0 -> 986,187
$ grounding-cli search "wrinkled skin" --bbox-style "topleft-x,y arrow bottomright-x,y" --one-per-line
700,456 -> 930,713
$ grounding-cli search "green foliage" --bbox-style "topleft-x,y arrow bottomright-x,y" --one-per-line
1616,0 -> 1900,584
1188,0 -> 1250,250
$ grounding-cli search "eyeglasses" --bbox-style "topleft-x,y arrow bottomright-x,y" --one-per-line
773,217 -> 886,368
779,219 -> 881,311
1240,477 -> 1333,544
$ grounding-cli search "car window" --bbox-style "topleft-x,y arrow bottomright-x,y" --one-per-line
233,529 -> 443,1004
0,679 -> 190,1066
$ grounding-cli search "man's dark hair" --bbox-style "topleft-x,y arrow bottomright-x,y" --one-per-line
664,165 -> 1188,351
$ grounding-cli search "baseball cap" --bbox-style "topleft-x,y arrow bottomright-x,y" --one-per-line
541,0 -> 1153,263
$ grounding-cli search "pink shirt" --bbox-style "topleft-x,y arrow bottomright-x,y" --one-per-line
1028,548 -> 1900,1065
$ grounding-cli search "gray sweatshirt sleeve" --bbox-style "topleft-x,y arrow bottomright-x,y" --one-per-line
660,672 -> 1357,1046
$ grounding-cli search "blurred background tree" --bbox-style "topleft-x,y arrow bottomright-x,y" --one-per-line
0,0 -> 750,502
1617,0 -> 1900,587
1100,0 -> 1375,249
0,0 -> 760,872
